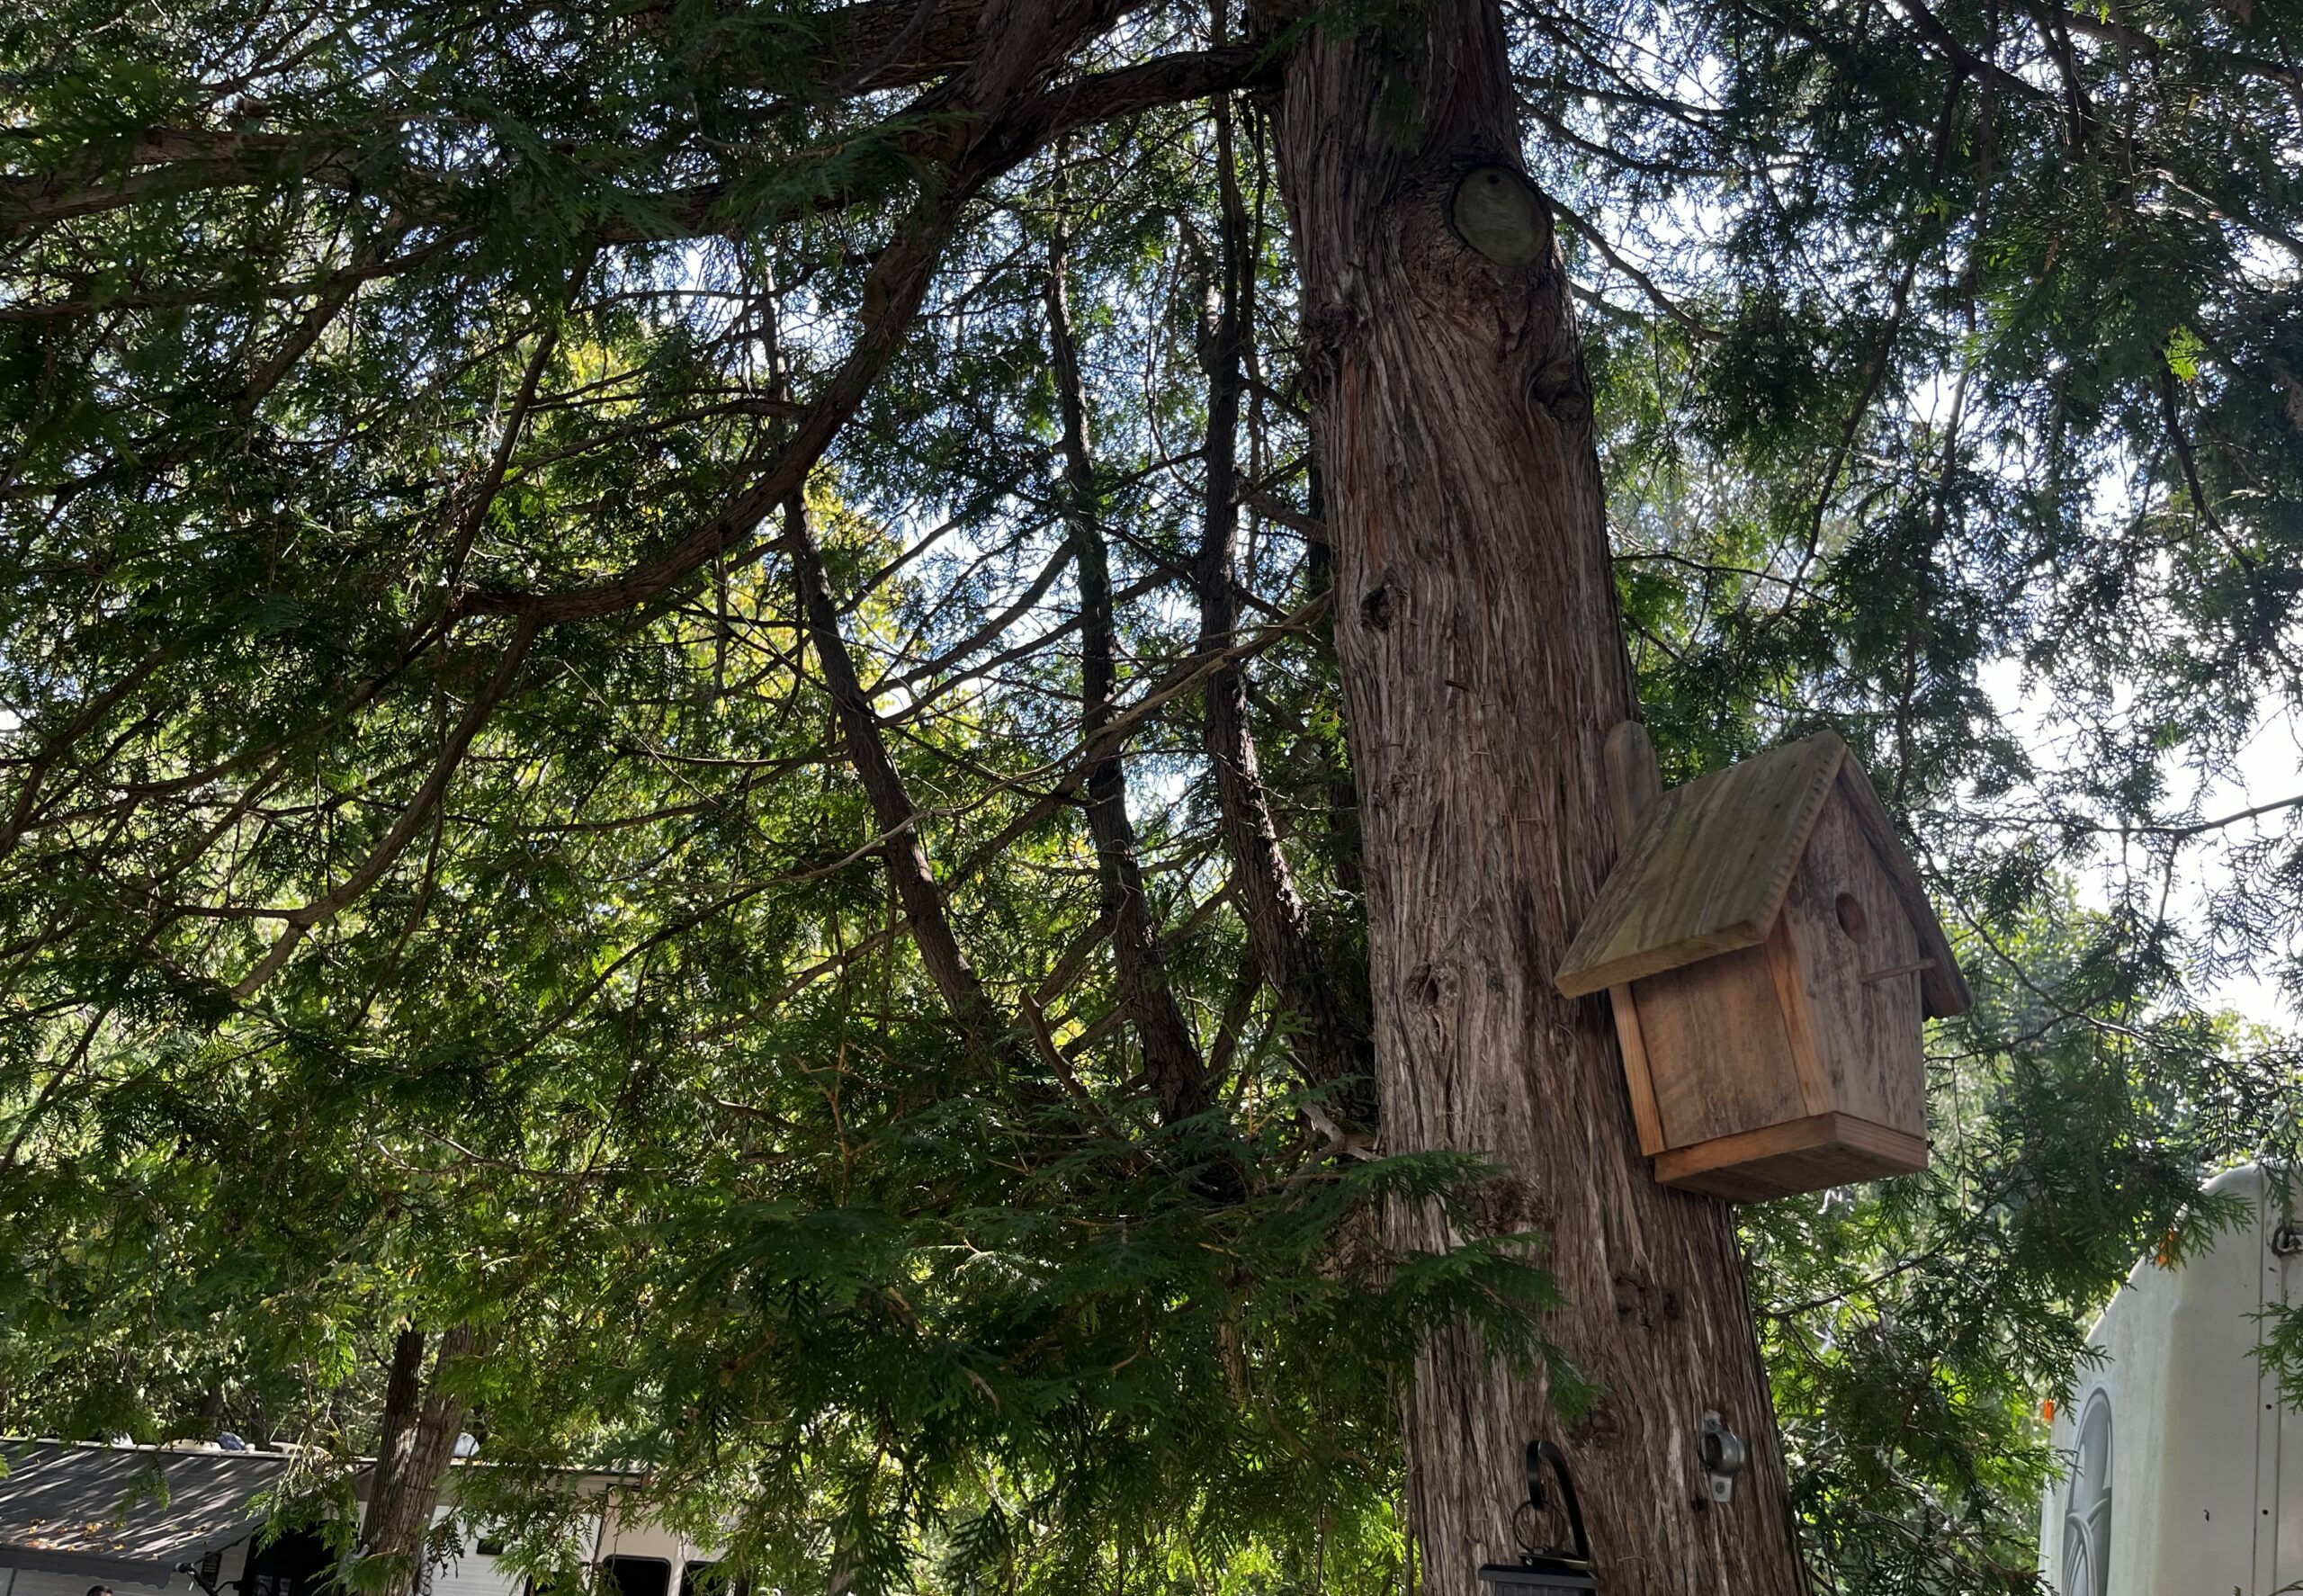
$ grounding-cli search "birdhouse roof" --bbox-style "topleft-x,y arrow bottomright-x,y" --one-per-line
1555,732 -> 1970,1018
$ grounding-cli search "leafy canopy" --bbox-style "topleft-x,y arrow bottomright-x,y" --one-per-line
2,0 -> 2299,1591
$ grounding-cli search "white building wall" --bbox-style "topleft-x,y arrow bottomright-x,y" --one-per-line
2039,1165 -> 2301,1596
423,1484 -> 716,1596
0,1458 -> 725,1596
421,1513 -> 524,1596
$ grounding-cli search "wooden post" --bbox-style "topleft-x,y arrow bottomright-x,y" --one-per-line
1603,722 -> 1661,848
1601,722 -> 1666,1156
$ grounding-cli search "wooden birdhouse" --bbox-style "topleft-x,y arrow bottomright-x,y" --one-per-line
1555,727 -> 1970,1202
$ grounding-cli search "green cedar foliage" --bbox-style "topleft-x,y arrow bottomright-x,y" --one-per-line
1,0 -> 2299,1592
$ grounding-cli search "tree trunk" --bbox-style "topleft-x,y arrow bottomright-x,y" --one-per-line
361,1324 -> 477,1596
1260,4 -> 1808,1591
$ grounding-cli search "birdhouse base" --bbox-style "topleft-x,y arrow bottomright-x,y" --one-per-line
1652,1112 -> 1926,1203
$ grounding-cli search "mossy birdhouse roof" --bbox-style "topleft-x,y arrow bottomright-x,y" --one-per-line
1555,731 -> 1971,1018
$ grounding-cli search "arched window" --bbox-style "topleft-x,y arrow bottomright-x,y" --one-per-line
2060,1389 -> 2113,1596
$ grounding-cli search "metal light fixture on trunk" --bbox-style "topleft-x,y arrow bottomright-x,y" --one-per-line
1477,1441 -> 1597,1594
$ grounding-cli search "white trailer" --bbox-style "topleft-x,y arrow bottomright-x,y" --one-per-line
422,1484 -> 724,1596
2038,1163 -> 2302,1596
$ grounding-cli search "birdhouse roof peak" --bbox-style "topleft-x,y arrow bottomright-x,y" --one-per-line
1555,731 -> 1969,1017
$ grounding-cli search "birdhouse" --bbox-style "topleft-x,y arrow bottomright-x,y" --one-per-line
1555,728 -> 1970,1202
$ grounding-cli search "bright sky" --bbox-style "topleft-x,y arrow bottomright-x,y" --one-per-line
1979,655 -> 2301,1032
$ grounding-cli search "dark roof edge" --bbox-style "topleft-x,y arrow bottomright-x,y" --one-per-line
0,1546 -> 187,1586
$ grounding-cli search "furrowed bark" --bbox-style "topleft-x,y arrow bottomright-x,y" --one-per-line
360,1325 -> 476,1596
1194,93 -> 1375,1121
1046,211 -> 1213,1122
789,497 -> 1027,1073
1260,3 -> 1807,1591
363,1329 -> 425,1537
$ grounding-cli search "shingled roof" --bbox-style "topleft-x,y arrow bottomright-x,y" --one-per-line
0,1442 -> 295,1586
1554,731 -> 1969,1018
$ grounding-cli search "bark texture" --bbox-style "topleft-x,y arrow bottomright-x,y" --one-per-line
1261,4 -> 1808,1591
361,1325 -> 477,1596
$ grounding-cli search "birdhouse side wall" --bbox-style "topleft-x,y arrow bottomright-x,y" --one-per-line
1779,795 -> 1928,1138
1629,945 -> 1809,1149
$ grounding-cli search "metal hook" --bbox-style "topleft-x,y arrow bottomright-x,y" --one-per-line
1516,1439 -> 1592,1563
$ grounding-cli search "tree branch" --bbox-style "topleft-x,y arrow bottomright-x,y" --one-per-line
1190,92 -> 1373,1121
1046,174 -> 1212,1122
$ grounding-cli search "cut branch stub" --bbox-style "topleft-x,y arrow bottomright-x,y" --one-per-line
1448,165 -> 1552,268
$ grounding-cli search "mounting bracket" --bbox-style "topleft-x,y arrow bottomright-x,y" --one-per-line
1701,1412 -> 1748,1504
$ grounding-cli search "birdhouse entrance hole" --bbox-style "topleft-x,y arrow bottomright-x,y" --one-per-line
1834,892 -> 1868,941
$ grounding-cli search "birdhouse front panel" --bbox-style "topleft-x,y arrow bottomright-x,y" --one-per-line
1626,943 -> 1804,1150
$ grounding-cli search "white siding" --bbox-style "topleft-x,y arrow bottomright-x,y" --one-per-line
420,1507 -> 530,1596
2264,1206 -> 2300,1594
416,1476 -> 717,1596
423,1541 -> 524,1596
2038,1165 -> 2303,1596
